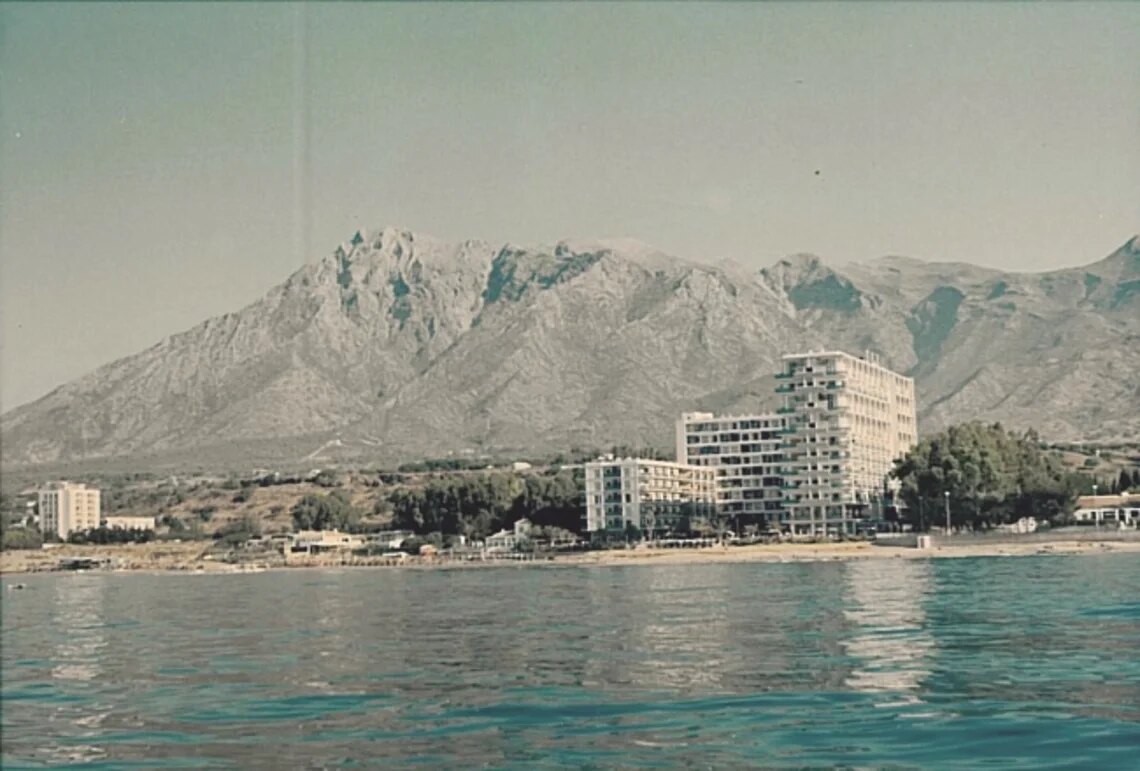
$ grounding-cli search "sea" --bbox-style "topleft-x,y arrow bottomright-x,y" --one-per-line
2,553 -> 1139,769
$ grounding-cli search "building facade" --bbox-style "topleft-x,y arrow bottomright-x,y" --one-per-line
291,530 -> 365,553
584,457 -> 717,536
777,351 -> 917,536
38,482 -> 101,540
103,515 -> 156,531
485,518 -> 535,552
675,411 -> 787,531
1073,492 -> 1140,526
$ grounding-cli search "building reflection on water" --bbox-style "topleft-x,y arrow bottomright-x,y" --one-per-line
842,559 -> 935,702
625,565 -> 732,691
582,566 -> 726,692
47,574 -> 110,764
51,575 -> 107,684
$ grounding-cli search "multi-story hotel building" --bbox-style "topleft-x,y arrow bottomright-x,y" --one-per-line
777,351 -> 917,536
584,457 -> 717,536
675,411 -> 787,531
38,481 -> 101,540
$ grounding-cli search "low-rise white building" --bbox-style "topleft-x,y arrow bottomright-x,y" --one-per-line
995,517 -> 1039,534
38,482 -> 101,540
584,456 -> 717,536
1073,492 -> 1140,526
485,518 -> 534,552
103,515 -> 156,531
291,530 -> 365,553
365,530 -> 414,549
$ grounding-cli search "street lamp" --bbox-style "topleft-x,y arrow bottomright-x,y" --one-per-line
943,491 -> 951,535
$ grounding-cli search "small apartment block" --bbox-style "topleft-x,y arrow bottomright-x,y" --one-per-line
584,457 -> 717,536
777,350 -> 917,536
38,482 -> 101,540
675,411 -> 787,531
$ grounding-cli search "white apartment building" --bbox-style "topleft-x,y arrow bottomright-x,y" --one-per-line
777,351 -> 917,536
675,411 -> 787,531
38,482 -> 101,540
584,457 -> 717,536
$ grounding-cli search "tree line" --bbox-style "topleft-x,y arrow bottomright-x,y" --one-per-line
891,422 -> 1103,529
291,469 -> 584,540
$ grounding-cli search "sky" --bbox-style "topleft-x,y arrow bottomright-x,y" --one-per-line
1,2 -> 1137,411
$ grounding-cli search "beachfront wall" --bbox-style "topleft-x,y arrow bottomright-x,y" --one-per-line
584,457 -> 717,535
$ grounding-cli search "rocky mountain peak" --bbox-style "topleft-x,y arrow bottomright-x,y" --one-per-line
759,253 -> 865,314
1091,234 -> 1140,279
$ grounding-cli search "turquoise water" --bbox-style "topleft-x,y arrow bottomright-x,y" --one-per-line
2,554 -> 1139,768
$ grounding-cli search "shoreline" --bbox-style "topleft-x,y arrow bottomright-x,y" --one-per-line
3,537 -> 1139,578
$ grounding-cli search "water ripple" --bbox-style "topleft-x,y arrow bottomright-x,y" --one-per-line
2,554 -> 1139,767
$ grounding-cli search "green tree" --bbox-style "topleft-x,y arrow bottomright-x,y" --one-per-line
1,526 -> 43,551
892,422 -> 1082,530
623,522 -> 642,543
291,491 -> 360,531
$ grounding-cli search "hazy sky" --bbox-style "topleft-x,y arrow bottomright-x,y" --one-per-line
1,2 -> 1137,411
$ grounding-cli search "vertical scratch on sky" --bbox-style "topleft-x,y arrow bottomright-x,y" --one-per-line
293,2 -> 312,266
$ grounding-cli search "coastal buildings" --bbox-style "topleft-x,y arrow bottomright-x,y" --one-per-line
777,351 -> 917,536
675,411 -> 787,531
365,530 -> 414,549
584,456 -> 717,536
1073,492 -> 1140,526
485,518 -> 534,552
37,482 -> 101,540
103,515 -> 156,531
291,530 -> 365,553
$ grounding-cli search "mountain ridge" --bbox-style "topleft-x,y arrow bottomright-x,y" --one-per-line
3,229 -> 1137,471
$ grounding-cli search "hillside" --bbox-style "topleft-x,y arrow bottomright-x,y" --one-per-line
2,229 -> 1137,471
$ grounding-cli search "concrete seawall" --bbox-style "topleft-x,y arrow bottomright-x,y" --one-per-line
875,527 -> 1140,550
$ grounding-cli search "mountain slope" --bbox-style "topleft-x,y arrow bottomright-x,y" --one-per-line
759,235 -> 1140,441
3,230 -> 1137,470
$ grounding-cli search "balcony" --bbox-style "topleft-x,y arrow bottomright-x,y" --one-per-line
775,384 -> 794,393
774,371 -> 793,380
776,406 -> 795,415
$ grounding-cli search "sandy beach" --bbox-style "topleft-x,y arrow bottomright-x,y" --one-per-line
3,536 -> 1139,577
557,538 -> 1140,566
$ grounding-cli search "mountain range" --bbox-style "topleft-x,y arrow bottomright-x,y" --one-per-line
3,228 -> 1137,471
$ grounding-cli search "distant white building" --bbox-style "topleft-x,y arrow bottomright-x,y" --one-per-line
291,530 -> 364,553
485,518 -> 534,552
38,482 -> 101,540
365,530 -> 414,549
103,515 -> 156,531
1073,492 -> 1140,526
584,456 -> 717,536
996,517 -> 1039,534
